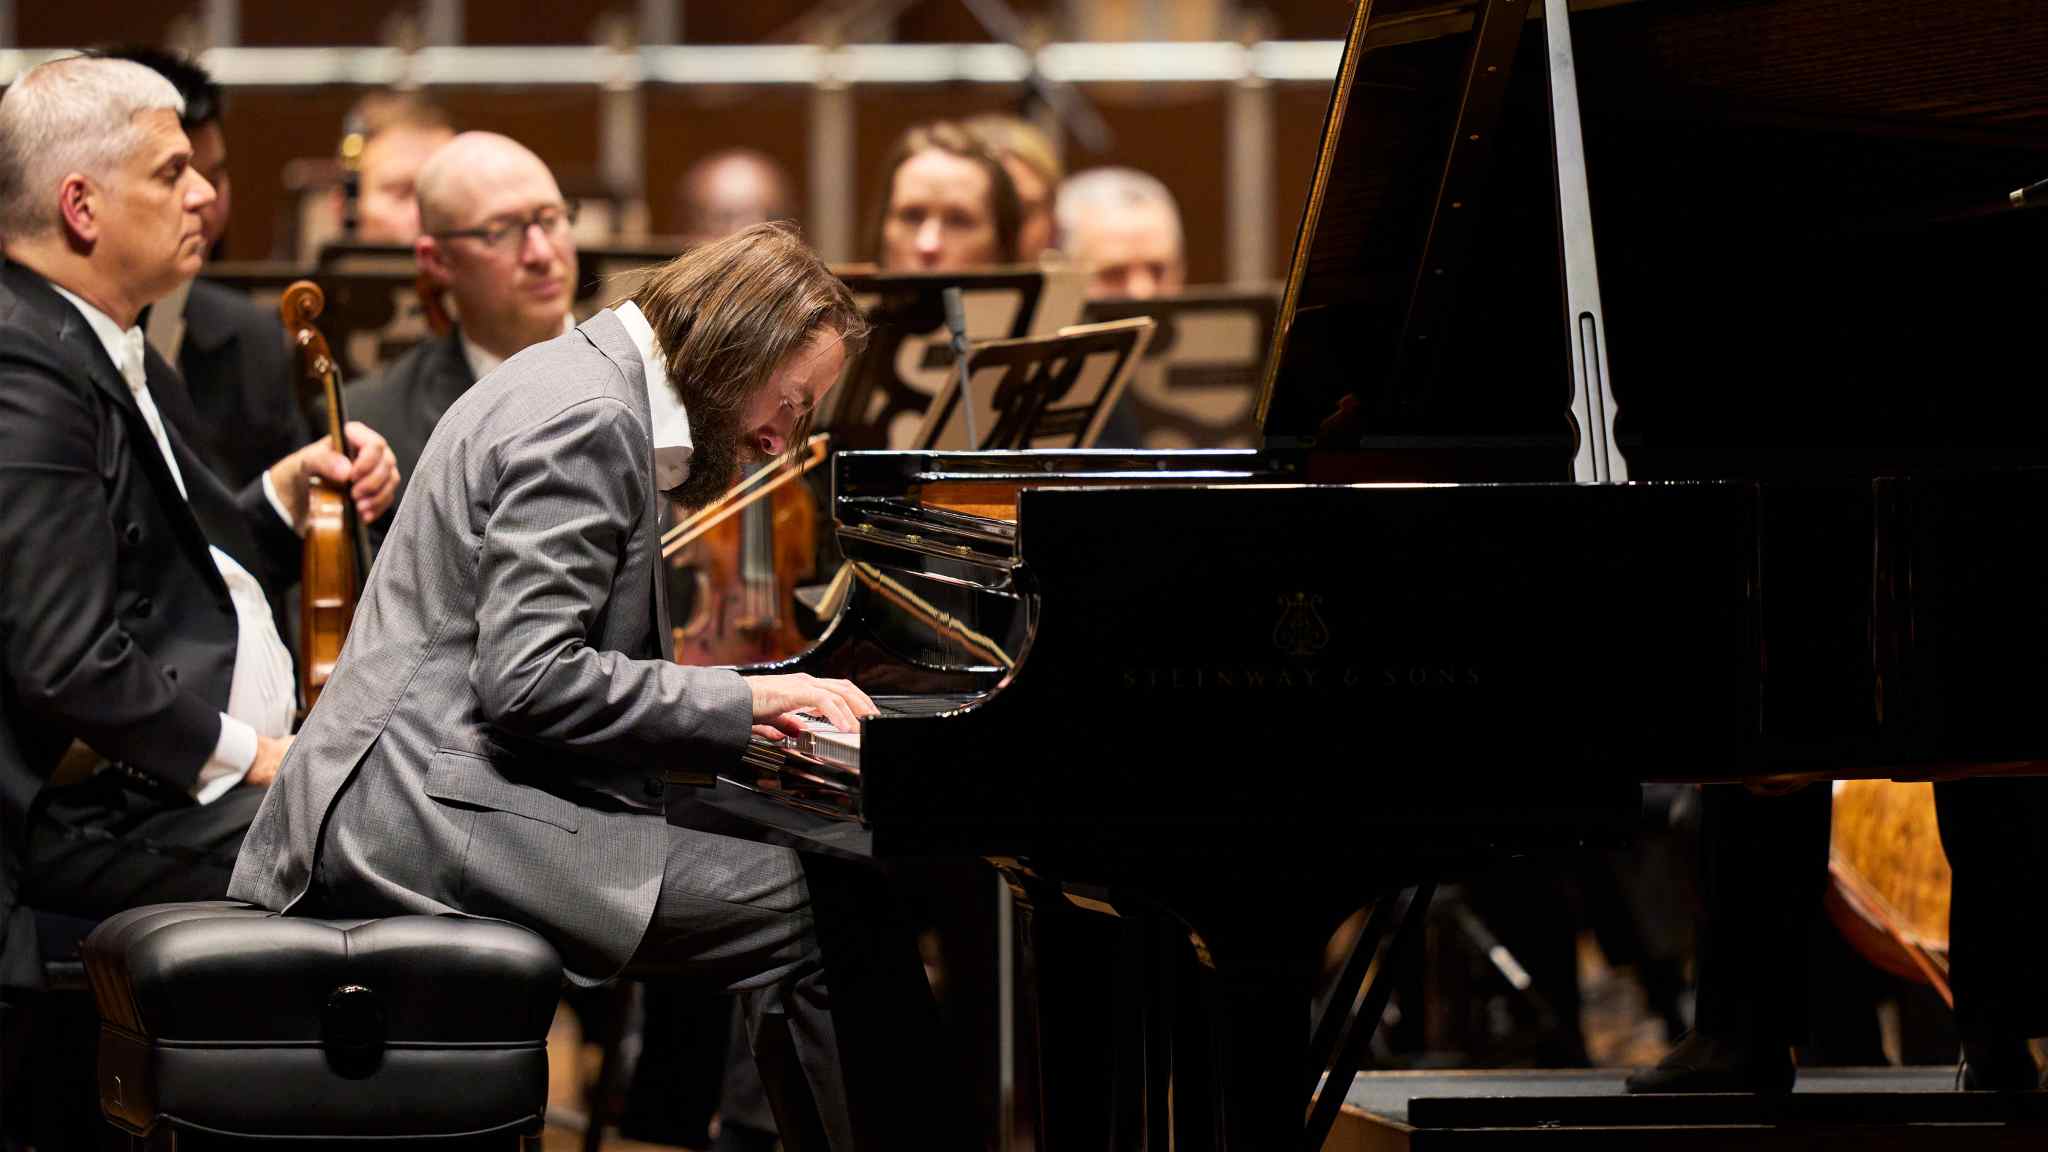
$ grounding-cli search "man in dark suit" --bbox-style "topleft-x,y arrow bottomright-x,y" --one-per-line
99,47 -> 311,491
0,56 -> 397,986
349,130 -> 579,550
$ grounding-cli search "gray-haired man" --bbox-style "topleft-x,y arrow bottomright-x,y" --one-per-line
0,56 -> 396,983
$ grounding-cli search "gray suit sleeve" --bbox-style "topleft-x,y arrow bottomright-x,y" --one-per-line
469,396 -> 751,768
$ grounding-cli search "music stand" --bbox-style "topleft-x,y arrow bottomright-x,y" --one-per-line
912,318 -> 1156,451
315,241 -> 417,276
1080,287 -> 1279,449
198,261 -> 313,323
826,266 -> 1086,450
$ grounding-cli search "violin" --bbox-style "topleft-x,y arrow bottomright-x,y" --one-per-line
663,435 -> 829,665
280,281 -> 371,709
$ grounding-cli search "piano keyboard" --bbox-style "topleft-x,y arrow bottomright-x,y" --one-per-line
771,693 -> 984,772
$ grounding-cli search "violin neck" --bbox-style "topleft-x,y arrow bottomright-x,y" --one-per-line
325,370 -> 351,457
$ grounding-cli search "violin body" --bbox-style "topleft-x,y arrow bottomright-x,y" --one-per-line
299,479 -> 359,708
671,476 -> 818,665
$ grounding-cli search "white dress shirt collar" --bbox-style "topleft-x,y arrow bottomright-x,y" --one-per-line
611,300 -> 694,492
49,283 -> 148,392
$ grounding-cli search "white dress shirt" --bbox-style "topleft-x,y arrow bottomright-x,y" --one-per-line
51,284 -> 298,803
611,302 -> 694,490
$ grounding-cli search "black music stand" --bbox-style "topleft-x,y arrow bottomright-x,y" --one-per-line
314,241 -> 416,275
309,272 -> 436,383
1081,287 -> 1280,449
197,260 -> 427,418
912,318 -> 1155,451
826,266 -> 1084,450
195,261 -> 312,323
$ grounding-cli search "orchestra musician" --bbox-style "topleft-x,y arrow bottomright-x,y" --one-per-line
0,56 -> 397,982
964,113 -> 1062,263
228,224 -> 969,1149
1062,167 -> 1189,449
96,47 -> 312,494
1053,165 -> 1187,300
347,131 -> 577,551
675,148 -> 796,247
873,120 -> 1021,271
340,91 -> 455,246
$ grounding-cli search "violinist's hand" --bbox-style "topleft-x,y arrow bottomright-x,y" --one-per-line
746,673 -> 877,737
244,734 -> 292,789
269,422 -> 401,526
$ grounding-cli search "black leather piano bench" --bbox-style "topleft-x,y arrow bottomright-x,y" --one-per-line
80,901 -> 562,1151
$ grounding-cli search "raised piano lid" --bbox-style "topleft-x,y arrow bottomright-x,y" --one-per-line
1262,0 -> 2048,481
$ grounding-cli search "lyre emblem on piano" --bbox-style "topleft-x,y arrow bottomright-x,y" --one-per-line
1273,592 -> 1330,658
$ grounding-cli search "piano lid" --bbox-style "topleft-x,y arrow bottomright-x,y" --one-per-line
1260,0 -> 2048,478
1257,0 -> 1587,473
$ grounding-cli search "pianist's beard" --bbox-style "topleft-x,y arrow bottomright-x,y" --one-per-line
660,397 -> 759,513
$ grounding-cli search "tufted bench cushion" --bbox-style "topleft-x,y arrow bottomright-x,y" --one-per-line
82,901 -> 561,1141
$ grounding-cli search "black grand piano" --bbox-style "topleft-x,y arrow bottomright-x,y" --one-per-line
671,1 -> 2048,1147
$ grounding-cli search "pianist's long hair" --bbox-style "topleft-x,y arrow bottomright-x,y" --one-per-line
630,222 -> 867,466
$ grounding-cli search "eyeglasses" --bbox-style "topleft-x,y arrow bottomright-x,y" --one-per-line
436,203 -> 578,251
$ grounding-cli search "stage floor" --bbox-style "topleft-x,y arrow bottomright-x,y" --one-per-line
1332,1067 -> 2048,1151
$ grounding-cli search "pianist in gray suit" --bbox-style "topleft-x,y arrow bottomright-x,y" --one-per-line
230,224 -> 957,1148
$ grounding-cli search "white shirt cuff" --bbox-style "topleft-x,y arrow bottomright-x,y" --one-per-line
261,468 -> 304,535
193,713 -> 257,804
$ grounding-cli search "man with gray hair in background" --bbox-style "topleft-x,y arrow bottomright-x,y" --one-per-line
1054,165 -> 1188,300
0,54 -> 396,1015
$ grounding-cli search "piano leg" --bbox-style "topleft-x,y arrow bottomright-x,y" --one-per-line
1010,874 -> 1128,1151
1213,957 -> 1310,1150
1303,884 -> 1436,1149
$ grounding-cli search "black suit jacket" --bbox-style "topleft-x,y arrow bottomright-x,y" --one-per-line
171,278 -> 312,489
345,329 -> 474,551
0,260 -> 300,982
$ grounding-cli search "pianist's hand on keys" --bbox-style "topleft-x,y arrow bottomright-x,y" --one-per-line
745,673 -> 878,741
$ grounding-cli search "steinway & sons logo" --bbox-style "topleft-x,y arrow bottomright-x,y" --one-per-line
1117,589 -> 1483,693
1272,592 -> 1330,657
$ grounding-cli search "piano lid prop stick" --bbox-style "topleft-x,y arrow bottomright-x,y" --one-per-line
2012,176 -> 2048,210
943,286 -> 978,448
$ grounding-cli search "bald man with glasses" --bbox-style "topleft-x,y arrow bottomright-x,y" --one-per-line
349,131 -> 579,549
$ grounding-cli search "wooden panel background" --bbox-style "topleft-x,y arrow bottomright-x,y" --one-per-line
239,2 -> 413,47
11,3 -> 1342,281
16,1 -> 183,48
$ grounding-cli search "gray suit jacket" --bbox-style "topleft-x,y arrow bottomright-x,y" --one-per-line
229,310 -> 751,980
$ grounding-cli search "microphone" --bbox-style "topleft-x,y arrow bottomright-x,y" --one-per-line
942,285 -> 970,351
2011,176 -> 2048,209
942,287 -> 979,447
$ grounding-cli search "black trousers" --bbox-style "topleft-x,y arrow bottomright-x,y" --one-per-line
23,772 -> 265,918
1695,778 -> 2048,1047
